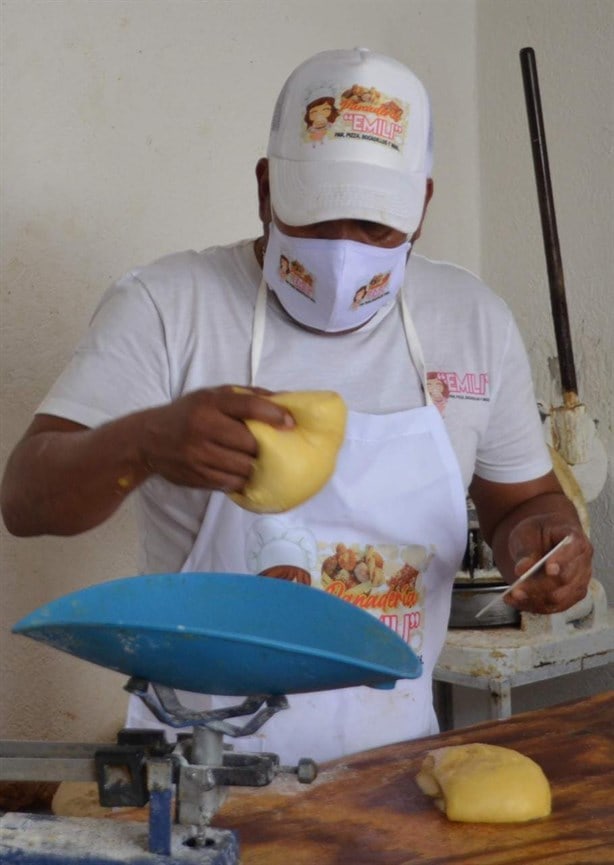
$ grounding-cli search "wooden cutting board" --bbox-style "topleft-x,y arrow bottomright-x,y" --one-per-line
43,691 -> 614,863
213,691 -> 614,865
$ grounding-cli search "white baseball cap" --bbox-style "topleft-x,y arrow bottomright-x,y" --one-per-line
267,47 -> 433,235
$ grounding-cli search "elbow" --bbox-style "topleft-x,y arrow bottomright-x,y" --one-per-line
0,477 -> 40,537
1,480 -> 110,538
1,518 -> 35,538
1,497 -> 37,537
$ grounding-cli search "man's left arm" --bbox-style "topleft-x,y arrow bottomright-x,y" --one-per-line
469,471 -> 593,614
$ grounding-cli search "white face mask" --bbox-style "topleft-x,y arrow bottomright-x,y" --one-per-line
263,222 -> 411,333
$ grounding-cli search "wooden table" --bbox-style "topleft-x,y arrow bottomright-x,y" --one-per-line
213,691 -> 614,865
8,692 -> 612,864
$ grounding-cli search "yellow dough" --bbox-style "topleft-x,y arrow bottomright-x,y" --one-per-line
229,390 -> 347,513
416,743 -> 552,823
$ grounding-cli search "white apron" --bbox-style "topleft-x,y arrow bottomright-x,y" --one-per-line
127,279 -> 467,764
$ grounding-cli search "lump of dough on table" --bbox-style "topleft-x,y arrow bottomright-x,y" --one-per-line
416,743 -> 551,823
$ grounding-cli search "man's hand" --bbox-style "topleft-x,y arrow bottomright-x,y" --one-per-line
469,472 -> 593,616
505,514 -> 592,614
1,385 -> 294,536
140,385 -> 294,493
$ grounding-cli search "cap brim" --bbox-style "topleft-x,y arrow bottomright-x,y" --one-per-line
269,157 -> 427,235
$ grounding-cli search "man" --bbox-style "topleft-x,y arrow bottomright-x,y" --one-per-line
1,48 -> 592,762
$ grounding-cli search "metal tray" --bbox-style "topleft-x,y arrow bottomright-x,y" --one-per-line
12,572 -> 422,695
449,584 -> 520,628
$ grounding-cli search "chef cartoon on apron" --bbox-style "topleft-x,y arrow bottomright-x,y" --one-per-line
127,279 -> 468,765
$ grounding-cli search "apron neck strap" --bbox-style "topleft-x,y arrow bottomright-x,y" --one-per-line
400,290 -> 432,405
252,276 -> 433,406
251,278 -> 268,387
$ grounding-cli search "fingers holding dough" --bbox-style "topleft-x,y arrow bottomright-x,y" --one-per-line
229,390 -> 347,513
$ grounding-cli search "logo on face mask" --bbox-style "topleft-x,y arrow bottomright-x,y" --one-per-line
351,272 -> 392,309
279,255 -> 316,301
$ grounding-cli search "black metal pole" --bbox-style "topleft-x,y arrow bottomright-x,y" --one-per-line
519,46 -> 578,399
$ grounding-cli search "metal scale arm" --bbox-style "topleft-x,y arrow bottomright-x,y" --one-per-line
0,679 -> 318,860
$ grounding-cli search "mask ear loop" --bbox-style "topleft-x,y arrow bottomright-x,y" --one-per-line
400,291 -> 433,407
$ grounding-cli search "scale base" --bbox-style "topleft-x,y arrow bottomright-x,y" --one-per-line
0,812 -> 239,865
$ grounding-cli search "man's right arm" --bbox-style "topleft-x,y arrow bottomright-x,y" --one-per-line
0,387 -> 294,537
0,413 -> 154,536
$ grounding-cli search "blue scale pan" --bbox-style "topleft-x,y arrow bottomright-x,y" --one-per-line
13,572 -> 421,695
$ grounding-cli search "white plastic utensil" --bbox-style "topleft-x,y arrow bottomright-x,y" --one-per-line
475,534 -> 572,620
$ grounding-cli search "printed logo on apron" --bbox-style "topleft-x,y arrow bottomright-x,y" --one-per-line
245,516 -> 433,660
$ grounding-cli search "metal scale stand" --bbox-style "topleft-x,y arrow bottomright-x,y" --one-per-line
1,680 -> 317,864
0,570 -> 422,864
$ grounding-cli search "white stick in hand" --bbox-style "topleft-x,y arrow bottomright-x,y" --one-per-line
475,534 -> 573,620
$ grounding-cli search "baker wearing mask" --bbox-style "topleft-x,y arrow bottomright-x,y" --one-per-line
0,48 -> 592,763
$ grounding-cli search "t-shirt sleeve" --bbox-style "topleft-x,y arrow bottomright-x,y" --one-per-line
36,272 -> 171,428
474,314 -> 552,483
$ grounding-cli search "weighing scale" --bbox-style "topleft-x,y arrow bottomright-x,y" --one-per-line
0,571 -> 421,864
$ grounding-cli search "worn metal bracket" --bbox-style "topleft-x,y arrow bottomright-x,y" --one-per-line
125,677 -> 289,736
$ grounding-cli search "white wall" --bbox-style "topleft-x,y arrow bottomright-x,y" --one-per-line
0,0 -> 611,742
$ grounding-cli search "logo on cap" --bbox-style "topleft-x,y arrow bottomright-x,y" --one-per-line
302,83 -> 408,150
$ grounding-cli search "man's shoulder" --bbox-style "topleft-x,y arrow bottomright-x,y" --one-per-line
410,253 -> 497,293
408,254 -> 511,318
124,239 -> 257,295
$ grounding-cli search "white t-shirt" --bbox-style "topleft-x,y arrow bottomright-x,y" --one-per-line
38,239 -> 551,574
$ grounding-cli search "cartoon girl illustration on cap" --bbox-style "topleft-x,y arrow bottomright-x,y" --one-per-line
304,96 -> 339,145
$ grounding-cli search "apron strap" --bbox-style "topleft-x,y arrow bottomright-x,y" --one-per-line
400,291 -> 433,406
251,278 -> 268,387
